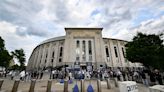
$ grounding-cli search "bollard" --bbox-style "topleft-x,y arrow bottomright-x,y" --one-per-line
12,79 -> 20,92
29,79 -> 36,92
87,84 -> 94,92
73,84 -> 79,92
120,76 -> 124,81
81,80 -> 85,92
114,78 -> 118,87
0,79 -> 4,90
46,80 -> 52,92
125,74 -> 128,81
97,80 -> 102,92
64,80 -> 68,92
106,79 -> 111,89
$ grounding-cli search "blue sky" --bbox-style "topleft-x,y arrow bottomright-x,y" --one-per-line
0,0 -> 163,64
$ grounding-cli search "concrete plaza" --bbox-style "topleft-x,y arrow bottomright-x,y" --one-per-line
0,79 -> 150,92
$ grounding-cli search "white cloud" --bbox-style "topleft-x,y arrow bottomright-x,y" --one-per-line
0,21 -> 43,65
112,16 -> 164,41
133,16 -> 164,34
0,0 -> 163,64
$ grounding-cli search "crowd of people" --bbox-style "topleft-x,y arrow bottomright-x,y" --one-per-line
1,67 -> 164,86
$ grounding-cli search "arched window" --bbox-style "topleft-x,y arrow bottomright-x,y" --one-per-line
58,47 -> 63,62
122,47 -> 125,58
76,40 -> 80,48
88,40 -> 92,55
76,40 -> 80,55
82,40 -> 86,61
105,46 -> 109,57
114,46 -> 118,57
59,47 -> 63,57
52,51 -> 55,58
76,40 -> 80,61
88,40 -> 92,61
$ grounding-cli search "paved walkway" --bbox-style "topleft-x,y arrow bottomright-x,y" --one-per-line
0,79 -> 150,92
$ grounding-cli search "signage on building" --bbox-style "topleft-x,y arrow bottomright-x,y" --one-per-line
86,62 -> 92,66
74,62 -> 80,65
86,62 -> 92,71
74,62 -> 80,69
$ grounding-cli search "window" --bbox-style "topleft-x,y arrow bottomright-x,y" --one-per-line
58,47 -> 63,62
82,41 -> 86,61
59,58 -> 62,62
45,49 -> 48,58
76,40 -> 80,48
76,40 -> 80,61
40,55 -> 42,62
76,40 -> 80,55
46,53 -> 48,58
52,51 -> 55,58
114,46 -> 118,57
76,56 -> 80,61
51,59 -> 53,63
59,47 -> 63,57
105,46 -> 109,57
88,40 -> 92,61
88,40 -> 92,55
122,47 -> 125,58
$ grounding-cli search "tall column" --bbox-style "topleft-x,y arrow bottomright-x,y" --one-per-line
33,51 -> 39,69
109,40 -> 115,67
91,39 -> 95,63
31,53 -> 36,69
86,40 -> 89,62
40,45 -> 46,69
38,47 -> 43,69
46,43 -> 53,67
116,41 -> 122,67
79,40 -> 82,62
55,42 -> 60,66
117,42 -> 125,67
36,47 -> 41,69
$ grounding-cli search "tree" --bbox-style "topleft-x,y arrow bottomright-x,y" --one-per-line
0,37 -> 5,50
0,37 -> 12,69
11,49 -> 26,70
9,64 -> 20,70
125,32 -> 164,70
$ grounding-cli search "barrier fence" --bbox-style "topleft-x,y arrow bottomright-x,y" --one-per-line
0,78 -> 120,92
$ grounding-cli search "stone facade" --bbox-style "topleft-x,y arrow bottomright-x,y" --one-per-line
27,28 -> 142,71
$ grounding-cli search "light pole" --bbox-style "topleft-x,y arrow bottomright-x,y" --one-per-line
50,60 -> 53,79
65,62 -> 66,78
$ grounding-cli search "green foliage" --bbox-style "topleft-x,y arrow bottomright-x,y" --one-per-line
11,49 -> 26,70
125,32 -> 164,70
0,36 -> 12,68
0,50 -> 12,68
9,64 -> 26,71
0,37 -> 26,71
0,37 -> 5,50
9,64 -> 19,70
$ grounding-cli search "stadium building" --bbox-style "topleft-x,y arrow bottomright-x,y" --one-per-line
27,28 -> 141,71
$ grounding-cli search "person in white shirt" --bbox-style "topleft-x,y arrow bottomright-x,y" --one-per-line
69,72 -> 72,80
52,70 -> 55,79
20,71 -> 25,81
